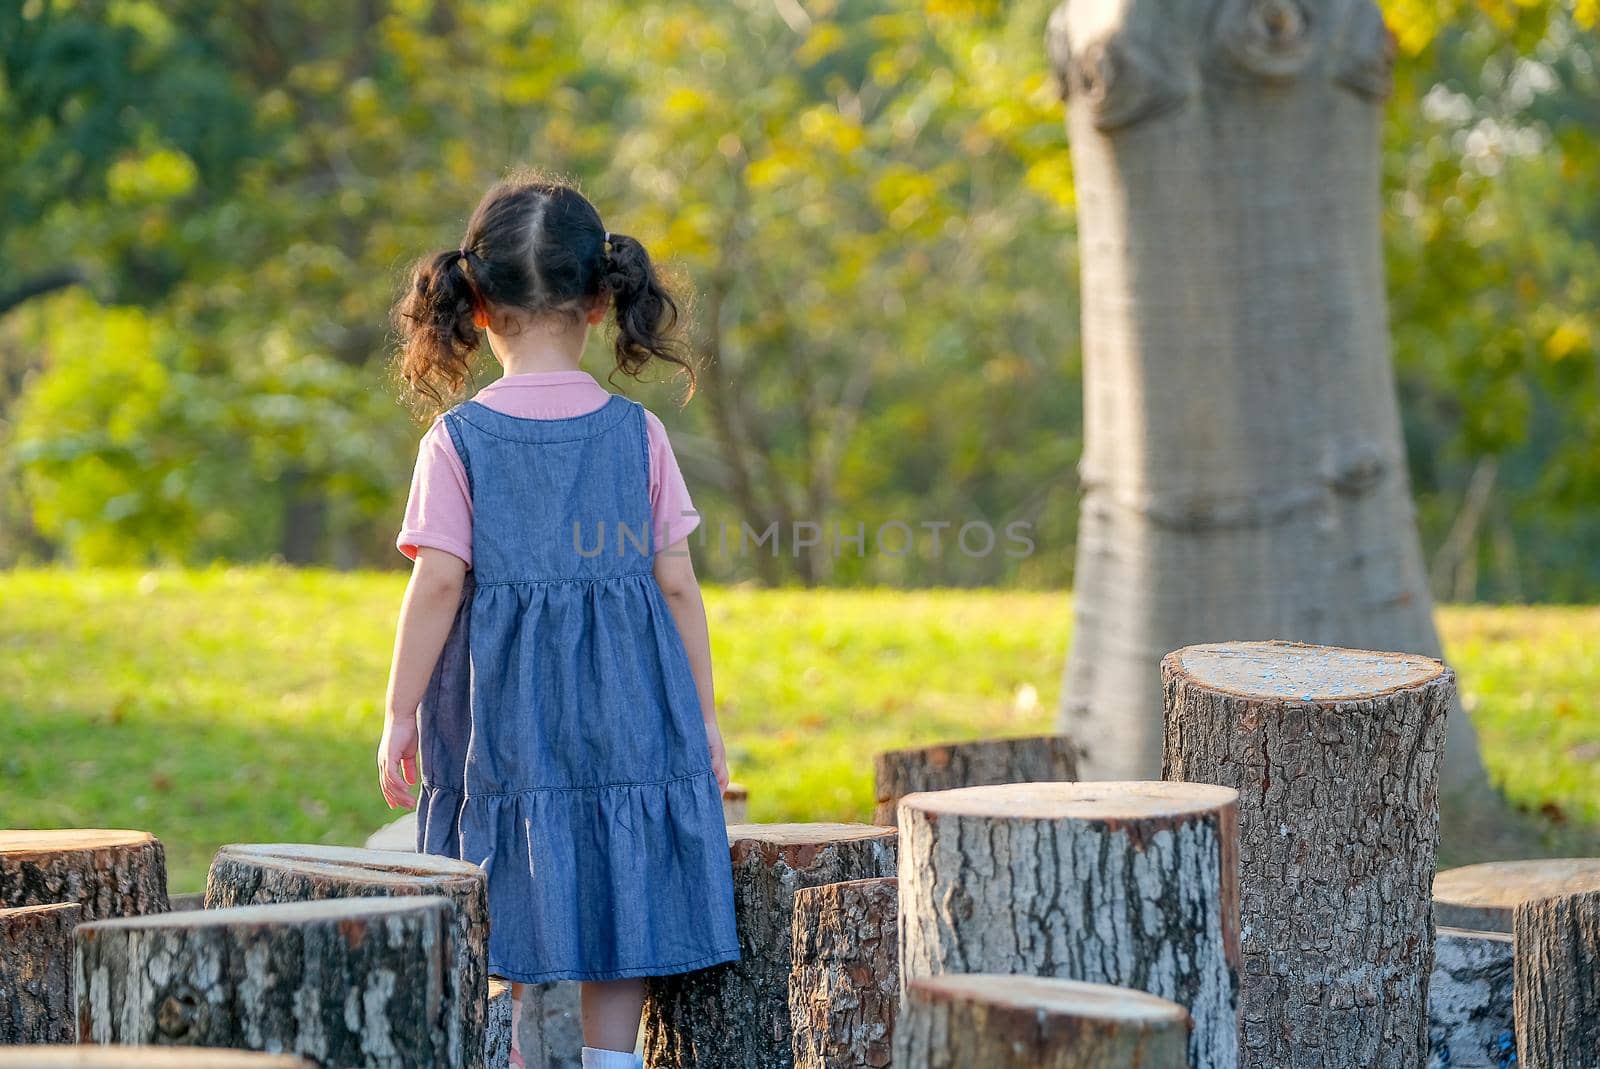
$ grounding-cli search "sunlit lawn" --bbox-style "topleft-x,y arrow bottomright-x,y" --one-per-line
2,568 -> 1595,890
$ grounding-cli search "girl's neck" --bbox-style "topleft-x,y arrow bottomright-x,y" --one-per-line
487,316 -> 590,376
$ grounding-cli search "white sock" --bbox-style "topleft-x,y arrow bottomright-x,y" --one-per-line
580,1046 -> 639,1069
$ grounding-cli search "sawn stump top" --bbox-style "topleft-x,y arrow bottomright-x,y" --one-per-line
1168,640 -> 1446,701
78,893 -> 453,931
214,842 -> 483,880
897,780 -> 1237,822
908,973 -> 1189,1024
1434,858 -> 1600,933
0,829 -> 157,858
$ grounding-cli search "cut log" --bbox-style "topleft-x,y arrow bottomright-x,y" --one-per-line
723,782 -> 750,824
1435,859 -> 1600,934
0,1048 -> 314,1066
486,978 -> 513,1069
0,830 -> 168,920
166,891 -> 205,912
1162,641 -> 1451,1069
204,843 -> 488,1069
642,822 -> 897,1069
897,781 -> 1238,1069
74,895 -> 455,1067
1428,927 -> 1515,1069
788,877 -> 898,1069
1513,887 -> 1600,1068
523,981 -> 580,1069
0,902 -> 82,1043
893,973 -> 1188,1069
871,735 -> 1079,826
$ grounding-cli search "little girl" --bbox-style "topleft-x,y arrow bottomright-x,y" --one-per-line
376,173 -> 740,1069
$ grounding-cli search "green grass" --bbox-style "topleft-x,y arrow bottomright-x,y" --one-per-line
2,568 -> 1596,890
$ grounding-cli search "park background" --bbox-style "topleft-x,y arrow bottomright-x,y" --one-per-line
1,0 -> 1597,891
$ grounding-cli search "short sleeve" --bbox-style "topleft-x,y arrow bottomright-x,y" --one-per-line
397,418 -> 474,567
644,409 -> 700,551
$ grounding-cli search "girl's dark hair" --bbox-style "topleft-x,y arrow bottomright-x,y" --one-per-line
392,172 -> 694,412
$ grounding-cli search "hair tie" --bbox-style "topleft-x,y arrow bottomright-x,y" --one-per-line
603,231 -> 612,247
456,247 -> 471,262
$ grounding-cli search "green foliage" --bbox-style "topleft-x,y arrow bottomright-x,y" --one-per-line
1,569 -> 1595,889
0,1 -> 1594,596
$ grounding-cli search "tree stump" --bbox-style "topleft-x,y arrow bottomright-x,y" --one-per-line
1428,927 -> 1515,1069
205,843 -> 488,1069
897,781 -> 1238,1069
642,822 -> 897,1069
0,830 -> 168,920
871,735 -> 1079,826
1163,641 -> 1452,1069
893,974 -> 1188,1069
723,782 -> 750,824
485,979 -> 513,1069
789,877 -> 898,1069
0,1049 -> 314,1067
1435,859 -> 1600,934
166,892 -> 205,912
1513,887 -> 1600,1068
1,902 -> 82,1043
75,895 -> 456,1067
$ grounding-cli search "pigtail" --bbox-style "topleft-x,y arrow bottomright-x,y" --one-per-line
602,233 -> 696,399
392,247 -> 484,413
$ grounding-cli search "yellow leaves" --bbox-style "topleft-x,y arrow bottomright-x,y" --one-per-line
799,105 -> 865,154
872,166 -> 941,232
107,147 -> 197,204
1024,158 -> 1075,213
661,86 -> 712,121
1578,0 -> 1600,27
1545,318 -> 1592,361
796,23 -> 845,67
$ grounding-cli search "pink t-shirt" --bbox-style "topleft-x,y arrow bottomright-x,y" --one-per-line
397,369 -> 700,567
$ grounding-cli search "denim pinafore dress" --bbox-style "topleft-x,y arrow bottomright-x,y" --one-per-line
414,393 -> 741,983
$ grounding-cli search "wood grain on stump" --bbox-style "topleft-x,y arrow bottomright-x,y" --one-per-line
0,1048 -> 314,1067
74,895 -> 456,1068
893,973 -> 1188,1069
1513,887 -> 1600,1068
898,781 -> 1238,1069
205,843 -> 488,1069
871,735 -> 1079,826
1163,641 -> 1452,1069
0,830 -> 168,920
1435,859 -> 1600,935
0,901 -> 82,1043
642,822 -> 897,1069
789,877 -> 898,1069
1428,926 -> 1515,1069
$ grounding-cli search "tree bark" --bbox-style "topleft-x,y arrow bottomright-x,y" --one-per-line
1512,887 -> 1600,1069
0,902 -> 82,1044
642,823 -> 897,1069
893,973 -> 1188,1069
897,781 -> 1239,1069
1429,927 -> 1515,1069
1044,0 -> 1493,810
788,877 -> 898,1069
0,1048 -> 315,1067
871,735 -> 1079,826
0,830 -> 169,921
204,843 -> 489,1069
485,979 -> 513,1069
74,896 -> 456,1067
1434,859 -> 1600,935
1163,640 -> 1451,1069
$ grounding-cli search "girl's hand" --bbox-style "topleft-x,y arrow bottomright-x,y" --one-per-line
705,719 -> 730,793
378,713 -> 421,810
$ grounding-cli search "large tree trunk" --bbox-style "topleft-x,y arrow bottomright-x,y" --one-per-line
1512,887 -> 1600,1068
788,877 -> 899,1069
1162,640 -> 1451,1069
893,974 -> 1188,1069
642,823 -> 897,1069
871,736 -> 1079,826
74,896 -> 456,1067
0,902 -> 82,1044
1044,0 -> 1492,808
897,781 -> 1239,1069
204,843 -> 489,1069
0,830 -> 169,920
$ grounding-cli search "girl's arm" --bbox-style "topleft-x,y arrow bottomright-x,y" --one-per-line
653,538 -> 729,791
378,547 -> 468,809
